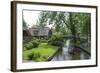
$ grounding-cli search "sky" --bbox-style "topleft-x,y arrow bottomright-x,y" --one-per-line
23,10 -> 40,28
23,10 -> 54,29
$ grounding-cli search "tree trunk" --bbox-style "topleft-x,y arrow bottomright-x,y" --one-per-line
69,13 -> 77,45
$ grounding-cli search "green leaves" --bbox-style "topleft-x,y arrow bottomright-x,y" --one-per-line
37,11 -> 49,27
36,11 -> 91,40
23,19 -> 28,29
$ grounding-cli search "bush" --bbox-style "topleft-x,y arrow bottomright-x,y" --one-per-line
31,37 -> 40,42
49,41 -> 63,47
48,35 -> 64,47
25,42 -> 34,50
27,53 -> 34,60
31,41 -> 39,48
27,52 -> 42,61
27,53 -> 36,60
24,39 -> 39,50
39,39 -> 47,43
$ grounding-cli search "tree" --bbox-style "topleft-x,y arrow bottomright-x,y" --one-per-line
36,11 -> 91,46
23,19 -> 28,29
37,11 -> 49,27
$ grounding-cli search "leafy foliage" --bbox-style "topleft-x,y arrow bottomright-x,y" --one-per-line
37,11 -> 91,47
23,43 -> 59,62
24,39 -> 39,50
23,19 -> 28,29
23,11 -> 91,62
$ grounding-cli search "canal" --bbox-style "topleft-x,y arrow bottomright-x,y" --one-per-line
51,39 -> 90,61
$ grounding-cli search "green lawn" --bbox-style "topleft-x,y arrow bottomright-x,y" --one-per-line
23,43 -> 59,62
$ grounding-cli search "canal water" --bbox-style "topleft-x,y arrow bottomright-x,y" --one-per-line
51,39 -> 90,61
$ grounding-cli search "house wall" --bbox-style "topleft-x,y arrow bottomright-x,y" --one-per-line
29,27 -> 50,37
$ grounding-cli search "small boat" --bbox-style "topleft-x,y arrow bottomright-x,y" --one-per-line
68,46 -> 80,55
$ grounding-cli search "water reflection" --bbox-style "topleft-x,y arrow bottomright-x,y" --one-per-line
51,47 -> 90,61
51,39 -> 90,61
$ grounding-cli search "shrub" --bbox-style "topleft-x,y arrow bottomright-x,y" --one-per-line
31,40 -> 39,48
48,35 -> 64,47
24,38 -> 39,50
31,37 -> 40,42
39,39 -> 47,43
23,47 -> 27,51
27,53 -> 34,60
50,41 -> 64,47
25,42 -> 34,50
27,52 -> 39,61
27,52 -> 43,61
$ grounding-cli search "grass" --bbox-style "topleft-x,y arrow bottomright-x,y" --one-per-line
23,42 -> 59,62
